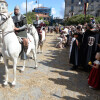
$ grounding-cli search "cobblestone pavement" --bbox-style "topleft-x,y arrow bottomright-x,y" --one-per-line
0,33 -> 99,100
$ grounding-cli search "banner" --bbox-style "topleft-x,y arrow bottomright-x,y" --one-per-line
84,2 -> 89,15
86,3 -> 89,11
84,3 -> 86,15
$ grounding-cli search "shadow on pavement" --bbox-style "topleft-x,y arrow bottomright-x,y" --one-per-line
38,39 -> 100,100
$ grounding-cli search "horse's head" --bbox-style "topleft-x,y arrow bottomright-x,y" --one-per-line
27,24 -> 33,33
0,12 -> 13,30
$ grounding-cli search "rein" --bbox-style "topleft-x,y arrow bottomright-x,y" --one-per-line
0,30 -> 14,37
0,13 -> 10,26
0,13 -> 14,36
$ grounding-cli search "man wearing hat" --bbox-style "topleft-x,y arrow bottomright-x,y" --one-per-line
82,23 -> 100,71
12,6 -> 28,60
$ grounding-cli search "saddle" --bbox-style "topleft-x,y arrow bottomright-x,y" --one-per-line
17,36 -> 23,44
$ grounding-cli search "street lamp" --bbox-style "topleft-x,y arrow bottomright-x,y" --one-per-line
26,0 -> 27,17
79,1 -> 81,5
35,0 -> 39,15
26,0 -> 39,16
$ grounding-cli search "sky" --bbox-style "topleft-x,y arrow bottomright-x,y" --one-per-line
6,0 -> 65,18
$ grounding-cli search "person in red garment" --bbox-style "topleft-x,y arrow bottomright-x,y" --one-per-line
88,52 -> 100,89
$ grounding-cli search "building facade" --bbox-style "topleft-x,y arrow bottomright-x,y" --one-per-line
33,7 -> 51,16
32,7 -> 52,21
64,0 -> 100,18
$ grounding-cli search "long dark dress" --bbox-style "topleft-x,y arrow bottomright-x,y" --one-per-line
88,60 -> 100,89
77,33 -> 83,66
82,30 -> 100,70
96,30 -> 100,52
70,38 -> 79,66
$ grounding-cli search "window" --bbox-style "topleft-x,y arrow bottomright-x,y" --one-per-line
80,6 -> 83,11
91,5 -> 94,10
91,0 -> 94,2
71,6 -> 74,11
86,0 -> 89,2
80,0 -> 83,3
71,0 -> 74,4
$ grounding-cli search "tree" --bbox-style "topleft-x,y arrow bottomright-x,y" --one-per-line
64,14 -> 95,25
95,17 -> 100,24
44,20 -> 49,26
24,12 -> 36,24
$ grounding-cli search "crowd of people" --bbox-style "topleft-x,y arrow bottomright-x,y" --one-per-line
54,22 -> 100,90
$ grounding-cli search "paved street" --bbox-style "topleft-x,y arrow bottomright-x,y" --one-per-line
0,32 -> 99,100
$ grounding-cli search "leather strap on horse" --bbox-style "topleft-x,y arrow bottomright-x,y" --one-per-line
0,13 -> 10,26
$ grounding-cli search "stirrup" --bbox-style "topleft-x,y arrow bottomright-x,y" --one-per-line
21,50 -> 27,60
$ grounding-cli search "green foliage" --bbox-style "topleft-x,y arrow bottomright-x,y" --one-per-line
64,14 -> 94,25
44,20 -> 49,26
40,17 -> 43,20
24,12 -> 49,25
95,17 -> 100,24
24,12 -> 36,24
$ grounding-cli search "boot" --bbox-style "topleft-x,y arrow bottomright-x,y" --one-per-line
24,46 -> 28,53
21,49 -> 27,60
21,44 -> 27,60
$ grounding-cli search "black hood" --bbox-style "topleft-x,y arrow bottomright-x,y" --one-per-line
85,29 -> 98,36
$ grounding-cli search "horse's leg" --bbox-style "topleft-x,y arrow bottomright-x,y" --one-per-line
38,45 -> 40,53
0,56 -> 3,62
32,49 -> 37,69
40,45 -> 43,53
12,58 -> 17,86
3,59 -> 9,86
21,60 -> 26,72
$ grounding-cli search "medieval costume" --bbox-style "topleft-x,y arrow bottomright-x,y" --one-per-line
82,29 -> 100,70
12,6 -> 27,60
12,14 -> 27,38
69,33 -> 79,70
88,60 -> 100,89
77,33 -> 83,66
97,30 -> 100,52
33,16 -> 45,43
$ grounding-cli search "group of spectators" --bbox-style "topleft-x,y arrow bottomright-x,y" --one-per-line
56,22 -> 100,90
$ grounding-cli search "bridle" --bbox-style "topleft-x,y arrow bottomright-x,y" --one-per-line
0,13 -> 10,26
0,13 -> 14,36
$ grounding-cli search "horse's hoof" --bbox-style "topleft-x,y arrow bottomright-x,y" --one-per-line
12,81 -> 16,86
21,68 -> 24,72
34,67 -> 38,69
3,81 -> 8,86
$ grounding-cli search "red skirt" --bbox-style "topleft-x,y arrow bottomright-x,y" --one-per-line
88,67 -> 100,89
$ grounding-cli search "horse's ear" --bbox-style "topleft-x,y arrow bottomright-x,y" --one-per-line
26,24 -> 28,27
8,12 -> 13,17
10,12 -> 13,16
31,24 -> 33,27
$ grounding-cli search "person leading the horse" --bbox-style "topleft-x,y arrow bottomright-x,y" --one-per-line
12,6 -> 28,60
33,15 -> 45,44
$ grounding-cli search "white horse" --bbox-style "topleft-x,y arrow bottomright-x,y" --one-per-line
0,31 -> 3,62
0,12 -> 37,86
27,24 -> 46,53
27,24 -> 39,54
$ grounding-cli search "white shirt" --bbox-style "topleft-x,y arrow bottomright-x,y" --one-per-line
63,28 -> 69,35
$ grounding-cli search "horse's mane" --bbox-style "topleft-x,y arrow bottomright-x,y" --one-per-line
2,12 -> 15,30
7,13 -> 15,29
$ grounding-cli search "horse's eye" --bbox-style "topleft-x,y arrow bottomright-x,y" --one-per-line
2,17 -> 6,21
